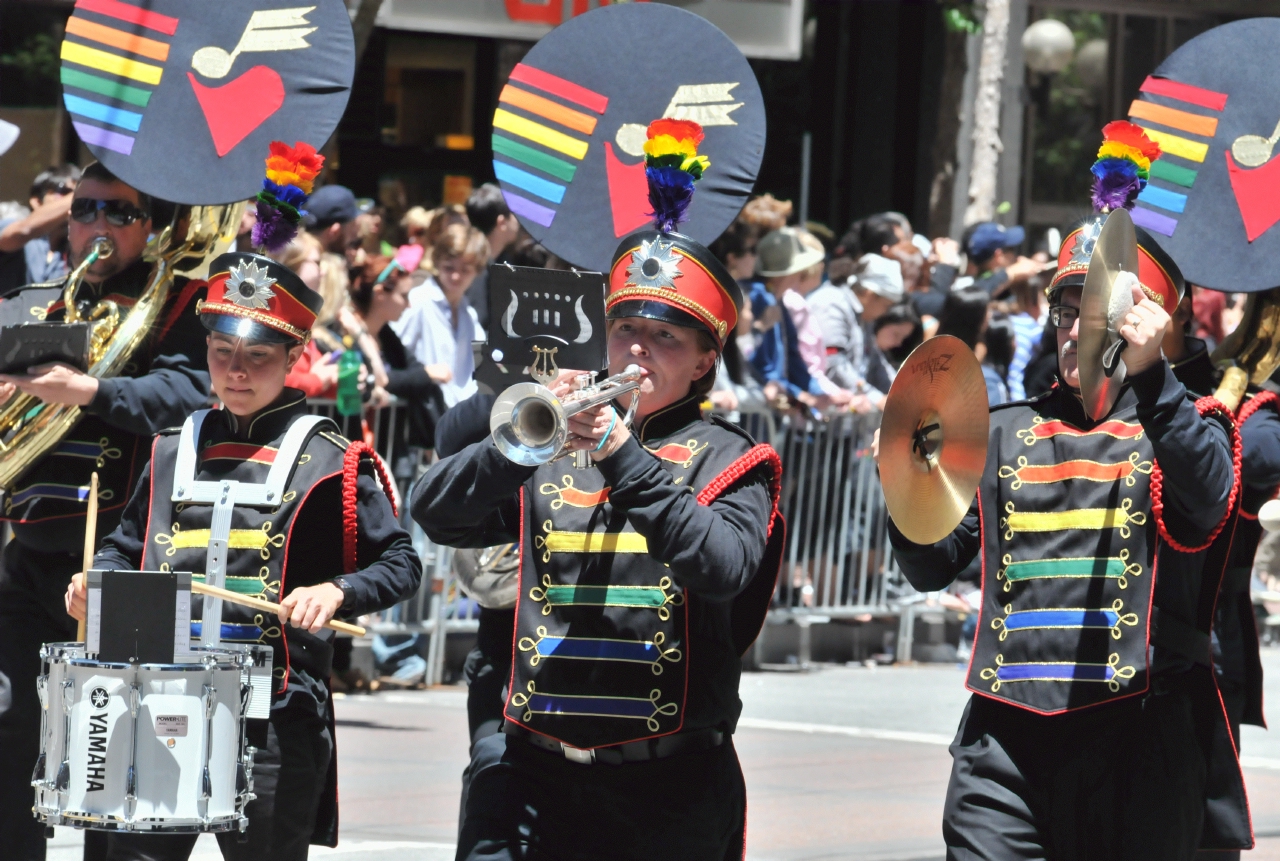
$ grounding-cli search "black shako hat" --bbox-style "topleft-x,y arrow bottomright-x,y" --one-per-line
200,251 -> 322,344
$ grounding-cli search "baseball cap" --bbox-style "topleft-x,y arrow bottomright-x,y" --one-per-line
856,254 -> 904,302
756,227 -> 825,278
965,222 -> 1025,264
304,185 -> 358,227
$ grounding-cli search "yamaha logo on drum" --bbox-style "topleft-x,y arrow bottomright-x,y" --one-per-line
86,687 -> 109,792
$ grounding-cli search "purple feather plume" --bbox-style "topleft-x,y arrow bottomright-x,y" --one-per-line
1090,157 -> 1144,212
251,199 -> 296,252
646,166 -> 695,233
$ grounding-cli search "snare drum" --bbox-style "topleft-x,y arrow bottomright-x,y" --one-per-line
32,643 -> 267,833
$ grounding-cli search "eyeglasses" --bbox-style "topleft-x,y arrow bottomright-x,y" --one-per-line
45,182 -> 75,197
1049,305 -> 1080,329
70,198 -> 148,227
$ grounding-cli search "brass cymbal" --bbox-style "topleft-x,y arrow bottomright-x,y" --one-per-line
1078,208 -> 1140,421
879,335 -> 990,546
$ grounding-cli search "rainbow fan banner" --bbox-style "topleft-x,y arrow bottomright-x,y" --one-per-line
489,3 -> 765,273
1125,19 -> 1280,293
58,0 -> 355,205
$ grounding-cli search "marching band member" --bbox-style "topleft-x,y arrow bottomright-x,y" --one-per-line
878,124 -> 1250,859
0,163 -> 212,859
66,145 -> 422,861
413,120 -> 783,861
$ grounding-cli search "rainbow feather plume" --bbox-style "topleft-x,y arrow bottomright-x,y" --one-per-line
643,119 -> 710,233
1090,121 -> 1161,213
252,141 -> 324,252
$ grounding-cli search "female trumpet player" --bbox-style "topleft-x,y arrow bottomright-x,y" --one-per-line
412,120 -> 783,861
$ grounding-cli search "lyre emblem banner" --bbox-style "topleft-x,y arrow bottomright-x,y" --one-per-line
1127,18 -> 1280,292
491,3 -> 766,272
60,0 -> 355,204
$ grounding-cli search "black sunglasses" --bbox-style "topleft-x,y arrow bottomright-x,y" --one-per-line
70,197 -> 148,227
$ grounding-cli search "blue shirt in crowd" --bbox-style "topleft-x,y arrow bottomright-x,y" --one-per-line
0,217 -> 67,294
1006,312 -> 1043,401
746,281 -> 825,400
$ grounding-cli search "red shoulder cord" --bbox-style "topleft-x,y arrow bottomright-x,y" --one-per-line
696,443 -> 784,535
157,279 -> 207,343
1149,396 -> 1241,553
1234,390 -> 1280,521
341,441 -> 398,574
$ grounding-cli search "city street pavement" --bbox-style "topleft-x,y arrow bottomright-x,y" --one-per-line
49,647 -> 1280,860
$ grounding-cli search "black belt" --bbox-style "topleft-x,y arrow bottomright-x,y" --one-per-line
1150,606 -> 1212,667
502,722 -> 724,765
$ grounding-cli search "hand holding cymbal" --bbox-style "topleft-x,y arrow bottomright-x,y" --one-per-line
878,336 -> 989,545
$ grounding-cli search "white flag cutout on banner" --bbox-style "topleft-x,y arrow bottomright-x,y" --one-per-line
664,83 -> 745,127
191,7 -> 319,79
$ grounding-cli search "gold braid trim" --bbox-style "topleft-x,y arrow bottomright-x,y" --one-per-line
196,300 -> 310,341
607,287 -> 728,339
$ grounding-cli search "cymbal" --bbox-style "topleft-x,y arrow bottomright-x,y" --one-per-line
879,335 -> 990,545
1078,208 -> 1140,421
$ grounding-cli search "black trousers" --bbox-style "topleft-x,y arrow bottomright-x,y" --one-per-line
465,608 -> 515,747
943,687 -> 1207,861
102,710 -> 333,861
0,541 -> 80,861
458,730 -> 745,861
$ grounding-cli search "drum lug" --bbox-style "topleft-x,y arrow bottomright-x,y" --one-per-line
203,684 -> 216,720
201,765 -> 212,801
31,752 -> 46,785
54,760 -> 69,793
36,675 -> 47,710
125,765 -> 136,800
128,685 -> 139,718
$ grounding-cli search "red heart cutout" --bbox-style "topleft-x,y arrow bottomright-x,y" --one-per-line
1226,150 -> 1280,242
604,142 -> 651,238
188,66 -> 285,158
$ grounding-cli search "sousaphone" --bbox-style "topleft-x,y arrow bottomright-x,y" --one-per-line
1077,208 -> 1143,421
879,335 -> 989,545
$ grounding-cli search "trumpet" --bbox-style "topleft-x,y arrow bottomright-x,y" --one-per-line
490,365 -> 643,467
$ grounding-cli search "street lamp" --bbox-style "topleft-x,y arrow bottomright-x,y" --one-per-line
1022,18 -> 1075,75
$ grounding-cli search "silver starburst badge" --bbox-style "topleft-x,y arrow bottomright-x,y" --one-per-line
225,259 -> 277,309
626,238 -> 683,290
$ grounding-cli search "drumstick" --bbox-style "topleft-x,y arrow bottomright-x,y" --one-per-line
76,472 -> 99,642
190,580 -> 367,637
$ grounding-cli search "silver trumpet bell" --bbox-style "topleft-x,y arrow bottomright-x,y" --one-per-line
490,364 -> 643,467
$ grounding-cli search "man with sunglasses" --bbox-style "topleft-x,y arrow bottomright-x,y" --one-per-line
0,164 -> 81,294
0,161 -> 213,860
876,208 -> 1251,858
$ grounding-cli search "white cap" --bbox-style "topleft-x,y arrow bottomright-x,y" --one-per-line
856,254 -> 904,302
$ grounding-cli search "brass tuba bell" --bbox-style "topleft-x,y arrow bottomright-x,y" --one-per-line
0,202 -> 244,492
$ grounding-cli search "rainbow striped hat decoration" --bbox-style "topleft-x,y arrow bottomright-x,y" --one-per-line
642,119 -> 711,233
1049,121 -> 1186,310
1091,121 -> 1162,213
252,141 -> 323,252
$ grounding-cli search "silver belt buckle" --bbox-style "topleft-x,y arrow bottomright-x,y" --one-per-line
561,743 -> 595,764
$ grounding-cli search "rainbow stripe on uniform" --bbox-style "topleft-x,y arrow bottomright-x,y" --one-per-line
1128,76 -> 1229,237
60,0 -> 180,155
491,63 -> 609,228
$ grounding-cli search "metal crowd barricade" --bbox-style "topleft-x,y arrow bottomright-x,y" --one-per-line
310,397 -> 927,682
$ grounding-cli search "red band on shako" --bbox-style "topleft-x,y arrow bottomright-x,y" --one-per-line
202,270 -> 317,341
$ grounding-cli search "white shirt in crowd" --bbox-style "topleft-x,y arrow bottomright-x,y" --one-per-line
391,276 -> 484,407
